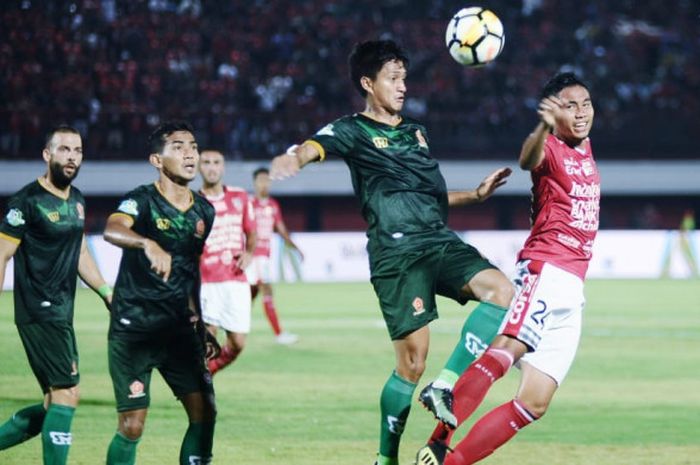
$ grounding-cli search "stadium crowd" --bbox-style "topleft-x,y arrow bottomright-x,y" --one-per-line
1,0 -> 698,160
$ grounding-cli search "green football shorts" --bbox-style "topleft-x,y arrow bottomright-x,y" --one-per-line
108,327 -> 214,412
17,320 -> 80,393
370,239 -> 496,340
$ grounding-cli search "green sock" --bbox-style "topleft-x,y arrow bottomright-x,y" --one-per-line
378,371 -> 416,462
180,422 -> 215,465
0,403 -> 46,450
41,404 -> 75,465
438,302 -> 508,386
106,432 -> 140,465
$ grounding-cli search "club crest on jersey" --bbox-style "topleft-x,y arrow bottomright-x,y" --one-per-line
195,219 -> 205,238
118,199 -> 139,216
46,211 -> 60,223
128,380 -> 146,399
5,208 -> 25,227
372,137 -> 389,149
412,297 -> 425,316
156,218 -> 171,230
75,203 -> 85,220
415,129 -> 428,148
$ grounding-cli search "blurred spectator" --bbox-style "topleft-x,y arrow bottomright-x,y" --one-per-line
1,0 -> 698,160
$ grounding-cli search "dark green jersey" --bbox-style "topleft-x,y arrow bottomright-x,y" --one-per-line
309,113 -> 458,263
110,183 -> 215,339
0,180 -> 85,324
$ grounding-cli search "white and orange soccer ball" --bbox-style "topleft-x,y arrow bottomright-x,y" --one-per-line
445,6 -> 505,67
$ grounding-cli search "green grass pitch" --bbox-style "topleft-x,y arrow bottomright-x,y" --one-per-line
1,279 -> 699,464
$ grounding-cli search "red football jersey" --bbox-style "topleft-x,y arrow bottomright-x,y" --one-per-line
518,134 -> 600,279
251,196 -> 283,258
200,186 -> 256,283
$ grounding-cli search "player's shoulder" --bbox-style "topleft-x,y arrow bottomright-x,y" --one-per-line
399,115 -> 425,128
223,185 -> 249,198
10,179 -> 43,200
319,114 -> 358,133
70,185 -> 85,201
123,183 -> 154,200
193,189 -> 215,214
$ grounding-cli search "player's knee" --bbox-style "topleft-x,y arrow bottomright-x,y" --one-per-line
516,397 -> 549,419
203,396 -> 217,422
230,337 -> 246,352
488,280 -> 515,308
50,385 -> 80,407
398,358 -> 425,382
119,416 -> 145,440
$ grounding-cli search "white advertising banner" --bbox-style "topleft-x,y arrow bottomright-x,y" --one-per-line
2,230 -> 699,290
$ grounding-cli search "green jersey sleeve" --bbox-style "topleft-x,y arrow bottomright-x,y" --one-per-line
308,117 -> 356,160
0,193 -> 31,243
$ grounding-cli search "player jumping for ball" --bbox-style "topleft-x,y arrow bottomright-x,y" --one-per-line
270,39 -> 514,465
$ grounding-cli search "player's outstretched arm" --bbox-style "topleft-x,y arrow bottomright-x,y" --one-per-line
269,142 -> 321,180
77,235 -> 112,309
519,95 -> 563,171
104,213 -> 172,282
0,238 -> 19,300
448,167 -> 512,206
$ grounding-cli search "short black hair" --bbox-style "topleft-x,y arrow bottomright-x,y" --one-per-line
541,72 -> 590,100
45,125 -> 80,149
348,40 -> 409,97
148,120 -> 195,154
253,167 -> 269,179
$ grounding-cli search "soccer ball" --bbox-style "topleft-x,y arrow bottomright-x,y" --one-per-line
445,7 -> 505,67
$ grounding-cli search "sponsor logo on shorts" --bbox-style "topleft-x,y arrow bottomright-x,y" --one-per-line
128,380 -> 146,399
71,361 -> 78,376
412,297 -> 425,316
6,208 -> 25,226
509,272 -> 538,326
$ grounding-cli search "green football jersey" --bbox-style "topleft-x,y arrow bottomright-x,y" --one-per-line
309,113 -> 459,262
109,183 -> 215,339
0,179 -> 85,324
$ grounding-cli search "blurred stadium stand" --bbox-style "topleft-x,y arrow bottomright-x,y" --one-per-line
1,0 -> 698,231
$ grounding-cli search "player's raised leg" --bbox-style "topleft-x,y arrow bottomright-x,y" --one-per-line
0,403 -> 46,450
420,260 -> 513,430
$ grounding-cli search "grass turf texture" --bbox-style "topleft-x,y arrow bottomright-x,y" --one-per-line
1,279 -> 698,464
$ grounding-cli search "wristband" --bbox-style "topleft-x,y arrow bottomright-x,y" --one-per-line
97,283 -> 112,298
286,144 -> 299,156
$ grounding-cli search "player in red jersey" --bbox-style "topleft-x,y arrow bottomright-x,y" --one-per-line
417,72 -> 600,465
198,150 -> 257,375
246,167 -> 302,345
